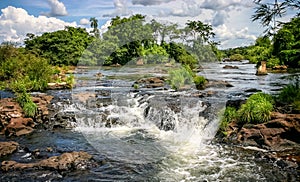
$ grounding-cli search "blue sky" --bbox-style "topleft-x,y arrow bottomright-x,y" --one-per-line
0,0 -> 297,48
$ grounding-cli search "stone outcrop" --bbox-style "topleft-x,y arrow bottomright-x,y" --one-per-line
256,61 -> 268,75
225,112 -> 300,150
0,141 -> 19,157
0,95 -> 53,136
1,151 -> 94,171
272,65 -> 288,70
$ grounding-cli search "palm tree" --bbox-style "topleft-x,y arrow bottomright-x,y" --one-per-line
90,17 -> 99,37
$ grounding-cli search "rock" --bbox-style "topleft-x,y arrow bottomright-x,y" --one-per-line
245,88 -> 262,93
226,99 -> 246,110
0,141 -> 19,157
227,112 -> 300,149
223,65 -> 239,69
111,63 -> 121,67
5,118 -> 35,136
1,151 -> 94,172
134,77 -> 166,88
205,80 -> 233,88
272,65 -> 288,70
136,58 -> 144,66
95,72 -> 103,78
164,63 -> 174,67
256,61 -> 268,75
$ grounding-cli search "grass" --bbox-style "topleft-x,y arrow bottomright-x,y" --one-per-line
220,107 -> 237,132
237,92 -> 274,124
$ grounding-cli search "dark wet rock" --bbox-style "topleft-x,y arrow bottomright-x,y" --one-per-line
0,141 -> 19,157
223,65 -> 239,69
226,99 -> 246,110
134,77 -> 166,88
1,151 -> 95,172
244,88 -> 262,93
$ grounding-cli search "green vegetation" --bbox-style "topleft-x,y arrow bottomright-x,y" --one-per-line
222,16 -> 300,68
25,27 -> 94,66
277,78 -> 300,112
15,85 -> 37,117
229,54 -> 244,61
193,75 -> 206,89
222,92 -> 274,128
168,66 -> 194,90
220,107 -> 237,133
238,93 -> 274,124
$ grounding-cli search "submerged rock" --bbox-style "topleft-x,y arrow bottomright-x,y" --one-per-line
1,151 -> 95,172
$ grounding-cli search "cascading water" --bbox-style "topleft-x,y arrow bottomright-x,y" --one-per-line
69,65 -> 277,181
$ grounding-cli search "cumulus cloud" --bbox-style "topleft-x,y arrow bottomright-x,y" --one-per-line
215,24 -> 256,42
42,0 -> 68,17
80,18 -> 90,25
0,6 -> 76,43
104,0 -> 131,17
132,0 -> 175,6
201,0 -> 251,10
212,10 -> 228,27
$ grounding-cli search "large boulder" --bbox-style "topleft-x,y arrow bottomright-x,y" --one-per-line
134,77 -> 166,88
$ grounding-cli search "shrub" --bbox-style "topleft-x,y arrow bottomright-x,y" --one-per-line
15,88 -> 37,117
66,74 -> 75,88
193,75 -> 206,89
237,92 -> 274,124
23,102 -> 37,117
168,67 -> 193,90
229,54 -> 244,61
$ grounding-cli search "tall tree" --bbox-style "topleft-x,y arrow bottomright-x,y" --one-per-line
90,17 -> 99,37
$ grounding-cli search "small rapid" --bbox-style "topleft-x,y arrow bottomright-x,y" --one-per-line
69,63 -> 291,181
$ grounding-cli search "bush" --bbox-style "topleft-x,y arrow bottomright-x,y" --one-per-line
229,54 -> 244,61
15,87 -> 37,117
23,102 -> 37,117
237,92 -> 274,124
193,75 -> 206,89
168,66 -> 193,90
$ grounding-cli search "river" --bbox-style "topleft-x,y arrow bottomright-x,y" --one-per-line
1,61 -> 298,181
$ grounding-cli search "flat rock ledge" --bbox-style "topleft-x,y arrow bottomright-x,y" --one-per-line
1,151 -> 95,172
0,141 -> 19,157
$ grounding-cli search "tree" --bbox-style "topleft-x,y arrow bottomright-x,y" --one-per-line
252,0 -> 300,35
90,17 -> 99,37
25,27 -> 94,66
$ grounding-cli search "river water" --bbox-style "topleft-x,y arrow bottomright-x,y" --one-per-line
1,61 -> 298,181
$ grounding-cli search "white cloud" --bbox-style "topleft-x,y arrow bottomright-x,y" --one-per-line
214,24 -> 256,48
42,0 -> 68,17
0,6 -> 76,43
132,0 -> 175,6
212,10 -> 228,26
80,18 -> 90,25
104,0 -> 132,17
